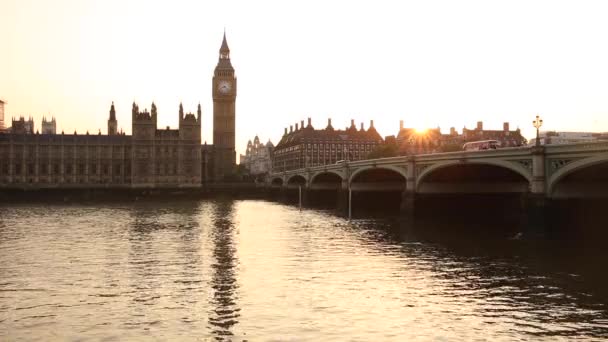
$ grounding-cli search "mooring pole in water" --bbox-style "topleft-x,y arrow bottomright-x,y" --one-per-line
299,186 -> 302,211
348,187 -> 352,220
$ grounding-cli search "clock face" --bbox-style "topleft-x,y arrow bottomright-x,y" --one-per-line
218,80 -> 232,94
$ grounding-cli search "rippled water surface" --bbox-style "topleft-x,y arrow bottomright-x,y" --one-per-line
1,199 -> 608,341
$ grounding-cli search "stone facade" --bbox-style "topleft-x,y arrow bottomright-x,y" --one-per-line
10,117 -> 34,135
240,135 -> 274,176
0,102 -> 201,189
0,32 -> 238,189
273,118 -> 383,172
212,32 -> 237,181
41,117 -> 56,134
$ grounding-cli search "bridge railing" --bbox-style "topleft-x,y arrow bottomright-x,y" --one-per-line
544,140 -> 608,153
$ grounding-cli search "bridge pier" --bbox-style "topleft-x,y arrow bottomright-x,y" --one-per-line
336,189 -> 349,216
523,146 -> 548,236
522,193 -> 550,236
401,160 -> 416,218
400,191 -> 416,218
301,186 -> 310,208
335,180 -> 349,216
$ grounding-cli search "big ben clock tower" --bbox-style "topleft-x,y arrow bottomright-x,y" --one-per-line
212,32 -> 237,180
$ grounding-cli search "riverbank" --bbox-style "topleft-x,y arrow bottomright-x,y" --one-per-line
0,183 -> 270,202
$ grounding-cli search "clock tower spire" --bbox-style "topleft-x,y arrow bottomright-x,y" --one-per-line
212,31 -> 237,180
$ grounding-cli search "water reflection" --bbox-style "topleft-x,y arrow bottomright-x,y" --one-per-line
1,200 -> 608,340
126,201 -> 206,333
350,217 -> 608,339
208,200 -> 240,340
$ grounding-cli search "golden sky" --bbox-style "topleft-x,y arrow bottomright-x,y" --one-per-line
2,0 -> 608,158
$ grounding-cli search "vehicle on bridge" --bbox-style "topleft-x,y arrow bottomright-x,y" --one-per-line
463,140 -> 501,151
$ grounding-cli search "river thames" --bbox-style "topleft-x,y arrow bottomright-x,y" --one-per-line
1,199 -> 607,341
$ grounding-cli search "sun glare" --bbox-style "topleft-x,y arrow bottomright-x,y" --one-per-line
414,128 -> 427,134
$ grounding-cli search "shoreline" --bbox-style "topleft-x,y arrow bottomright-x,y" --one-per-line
0,183 -> 272,203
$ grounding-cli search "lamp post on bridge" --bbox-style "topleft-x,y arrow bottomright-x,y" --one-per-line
533,115 -> 543,147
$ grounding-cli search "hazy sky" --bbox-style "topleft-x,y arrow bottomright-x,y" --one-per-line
2,0 -> 608,159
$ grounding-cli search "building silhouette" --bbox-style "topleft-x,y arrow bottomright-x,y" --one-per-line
272,118 -> 383,172
240,135 -> 274,177
212,32 -> 237,181
0,102 -> 201,188
41,117 -> 56,134
394,120 -> 526,155
0,33 -> 237,189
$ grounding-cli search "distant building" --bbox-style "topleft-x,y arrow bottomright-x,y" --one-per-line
273,118 -> 383,172
395,120 -> 443,155
10,117 -> 35,134
393,120 -> 525,155
529,131 -> 608,146
461,121 -> 526,148
240,135 -> 274,176
41,117 -> 56,134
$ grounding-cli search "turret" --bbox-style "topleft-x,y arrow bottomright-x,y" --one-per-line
131,101 -> 138,120
151,102 -> 157,120
108,101 -> 117,135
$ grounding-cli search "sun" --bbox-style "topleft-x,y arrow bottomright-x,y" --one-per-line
414,128 -> 427,134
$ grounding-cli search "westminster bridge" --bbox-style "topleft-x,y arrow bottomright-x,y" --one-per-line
267,141 -> 608,224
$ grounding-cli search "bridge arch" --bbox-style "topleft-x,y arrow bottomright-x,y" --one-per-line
309,171 -> 343,191
548,153 -> 608,197
270,177 -> 284,187
349,165 -> 408,185
286,174 -> 307,186
416,160 -> 532,193
311,170 -> 344,183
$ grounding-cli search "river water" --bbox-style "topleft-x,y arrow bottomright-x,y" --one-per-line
1,199 -> 607,341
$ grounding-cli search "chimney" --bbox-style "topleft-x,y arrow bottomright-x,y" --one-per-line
284,127 -> 287,135
328,118 -> 332,126
290,125 -> 293,133
400,120 -> 404,130
450,127 -> 456,136
477,121 -> 483,130
301,120 -> 304,129
503,122 -> 509,131
360,122 -> 364,130
351,119 -> 355,128
370,120 -> 374,128
295,123 -> 299,131
307,117 -> 312,127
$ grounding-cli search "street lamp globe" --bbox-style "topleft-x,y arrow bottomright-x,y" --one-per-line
533,115 -> 543,146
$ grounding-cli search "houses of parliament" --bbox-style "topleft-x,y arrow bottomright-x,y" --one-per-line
0,33 -> 237,189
